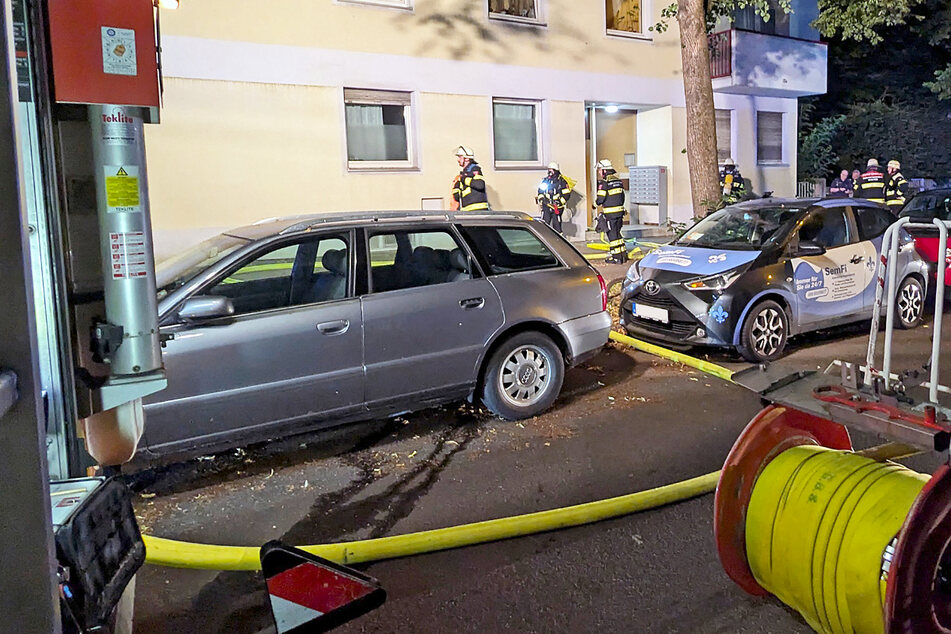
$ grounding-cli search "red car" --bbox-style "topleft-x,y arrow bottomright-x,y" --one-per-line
900,188 -> 951,287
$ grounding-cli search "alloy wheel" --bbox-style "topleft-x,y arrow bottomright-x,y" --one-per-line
498,345 -> 552,407
898,281 -> 923,326
750,307 -> 785,357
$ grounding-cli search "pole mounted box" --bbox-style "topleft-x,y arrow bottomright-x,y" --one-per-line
47,0 -> 159,115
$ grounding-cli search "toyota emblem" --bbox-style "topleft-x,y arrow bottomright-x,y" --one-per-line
644,280 -> 660,295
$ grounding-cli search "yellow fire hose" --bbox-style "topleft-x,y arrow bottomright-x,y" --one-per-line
609,331 -> 735,382
143,471 -> 720,570
746,444 -> 928,634
141,330 -> 737,571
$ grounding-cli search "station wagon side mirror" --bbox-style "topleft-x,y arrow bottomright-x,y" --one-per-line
177,295 -> 235,321
796,241 -> 826,257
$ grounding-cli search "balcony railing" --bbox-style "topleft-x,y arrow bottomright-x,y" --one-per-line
709,30 -> 732,79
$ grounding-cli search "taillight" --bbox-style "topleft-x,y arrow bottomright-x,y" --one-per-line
596,271 -> 607,311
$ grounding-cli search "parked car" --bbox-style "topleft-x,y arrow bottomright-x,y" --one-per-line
619,198 -> 928,362
899,187 -> 951,287
144,211 -> 611,458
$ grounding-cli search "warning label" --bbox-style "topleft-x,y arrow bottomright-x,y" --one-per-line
104,165 -> 141,213
109,232 -> 148,280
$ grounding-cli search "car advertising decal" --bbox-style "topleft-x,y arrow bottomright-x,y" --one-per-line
639,246 -> 758,275
791,242 -> 876,318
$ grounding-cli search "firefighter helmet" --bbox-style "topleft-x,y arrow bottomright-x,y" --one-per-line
548,162 -> 560,171
455,146 -> 475,159
887,159 -> 901,170
597,159 -> 613,170
867,158 -> 880,168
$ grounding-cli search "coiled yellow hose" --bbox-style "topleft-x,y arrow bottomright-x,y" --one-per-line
746,444 -> 929,634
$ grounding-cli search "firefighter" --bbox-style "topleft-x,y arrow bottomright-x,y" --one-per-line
595,159 -> 627,264
719,158 -> 746,204
536,162 -> 571,233
451,146 -> 489,212
885,159 -> 910,210
853,158 -> 887,204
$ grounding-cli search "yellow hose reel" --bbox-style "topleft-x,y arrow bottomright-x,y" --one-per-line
715,405 -> 951,633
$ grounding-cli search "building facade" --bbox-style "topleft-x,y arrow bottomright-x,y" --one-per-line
146,0 -> 827,257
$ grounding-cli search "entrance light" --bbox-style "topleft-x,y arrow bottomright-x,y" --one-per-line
604,105 -> 619,114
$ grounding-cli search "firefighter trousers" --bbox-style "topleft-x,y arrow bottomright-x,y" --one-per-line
542,206 -> 562,233
605,213 -> 626,262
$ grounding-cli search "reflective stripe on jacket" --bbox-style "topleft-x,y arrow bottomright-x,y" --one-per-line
886,172 -> 909,208
453,162 -> 489,211
596,172 -> 625,215
854,169 -> 887,203
537,174 -> 571,213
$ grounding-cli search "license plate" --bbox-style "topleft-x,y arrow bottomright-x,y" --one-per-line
632,302 -> 669,324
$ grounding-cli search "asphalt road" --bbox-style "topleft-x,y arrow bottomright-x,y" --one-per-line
129,261 -> 951,634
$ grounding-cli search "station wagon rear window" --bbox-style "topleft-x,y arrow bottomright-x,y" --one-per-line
461,226 -> 559,275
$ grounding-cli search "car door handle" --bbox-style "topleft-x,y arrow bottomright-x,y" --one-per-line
850,255 -> 864,264
317,319 -> 349,335
459,297 -> 485,309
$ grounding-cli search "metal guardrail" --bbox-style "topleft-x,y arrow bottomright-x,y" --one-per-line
0,370 -> 17,419
867,217 -> 949,404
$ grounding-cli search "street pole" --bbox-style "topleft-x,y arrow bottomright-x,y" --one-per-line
0,0 -> 60,630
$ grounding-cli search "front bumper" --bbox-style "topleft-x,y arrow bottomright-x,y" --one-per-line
558,310 -> 612,365
619,281 -> 736,349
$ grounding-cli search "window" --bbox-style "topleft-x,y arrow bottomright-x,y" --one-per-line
493,99 -> 542,167
756,111 -> 783,164
460,226 -> 560,275
734,0 -> 789,36
368,229 -> 472,293
606,0 -> 643,36
344,88 -> 415,170
207,235 -> 350,316
489,0 -> 542,24
336,0 -> 412,9
901,191 -> 951,221
854,206 -> 896,240
797,208 -> 851,249
715,109 -> 732,162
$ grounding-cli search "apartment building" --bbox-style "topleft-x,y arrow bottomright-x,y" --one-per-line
146,0 -> 828,256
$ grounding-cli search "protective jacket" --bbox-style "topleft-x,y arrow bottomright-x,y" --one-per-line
452,162 -> 489,212
596,170 -> 626,262
720,166 -> 746,202
886,171 -> 910,209
596,171 -> 625,215
536,173 -> 571,214
854,168 -> 887,203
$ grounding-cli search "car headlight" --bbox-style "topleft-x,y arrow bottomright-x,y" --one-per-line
682,269 -> 743,292
625,260 -> 641,284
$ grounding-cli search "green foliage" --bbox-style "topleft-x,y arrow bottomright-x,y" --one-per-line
813,0 -> 925,44
926,65 -> 951,100
833,96 -> 951,177
649,0 -> 790,34
797,101 -> 845,180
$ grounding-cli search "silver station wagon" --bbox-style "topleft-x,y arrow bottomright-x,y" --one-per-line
144,211 -> 611,458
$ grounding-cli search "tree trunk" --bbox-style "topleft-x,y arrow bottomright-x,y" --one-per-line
677,0 -> 721,217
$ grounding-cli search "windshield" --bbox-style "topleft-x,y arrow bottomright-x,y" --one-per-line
674,205 -> 802,250
156,234 -> 248,300
900,191 -> 951,220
